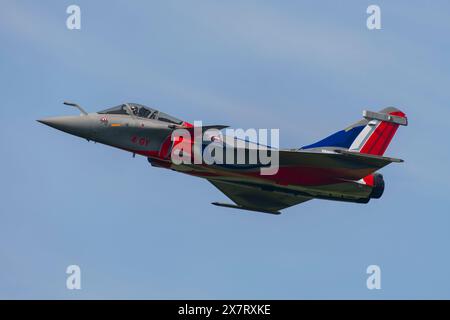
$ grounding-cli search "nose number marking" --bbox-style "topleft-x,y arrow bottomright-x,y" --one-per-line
131,136 -> 149,146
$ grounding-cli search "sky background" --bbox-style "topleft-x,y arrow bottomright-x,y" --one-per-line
1,0 -> 449,299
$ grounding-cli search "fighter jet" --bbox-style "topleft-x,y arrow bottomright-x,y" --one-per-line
38,102 -> 408,215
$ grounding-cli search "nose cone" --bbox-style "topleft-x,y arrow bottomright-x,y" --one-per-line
38,116 -> 95,139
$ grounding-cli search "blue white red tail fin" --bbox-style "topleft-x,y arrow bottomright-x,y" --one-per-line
302,107 -> 407,156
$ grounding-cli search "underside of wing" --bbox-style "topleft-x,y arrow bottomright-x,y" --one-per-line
208,179 -> 312,214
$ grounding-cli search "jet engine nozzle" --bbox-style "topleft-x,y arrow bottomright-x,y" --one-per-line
369,173 -> 385,199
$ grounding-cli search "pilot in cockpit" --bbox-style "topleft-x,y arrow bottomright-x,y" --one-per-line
130,105 -> 138,115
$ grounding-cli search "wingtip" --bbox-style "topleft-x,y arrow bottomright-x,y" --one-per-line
211,202 -> 281,215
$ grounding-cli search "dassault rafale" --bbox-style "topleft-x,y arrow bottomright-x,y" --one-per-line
39,102 -> 407,215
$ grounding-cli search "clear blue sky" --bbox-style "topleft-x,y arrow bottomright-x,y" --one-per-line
1,0 -> 449,299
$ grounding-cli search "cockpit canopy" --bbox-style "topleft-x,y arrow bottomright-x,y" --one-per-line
98,103 -> 183,125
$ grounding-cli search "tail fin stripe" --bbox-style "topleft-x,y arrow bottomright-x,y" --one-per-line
360,121 -> 400,156
360,121 -> 385,154
349,122 -> 377,151
369,122 -> 388,154
360,121 -> 387,154
371,124 -> 391,155
375,123 -> 397,155
379,124 -> 399,155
